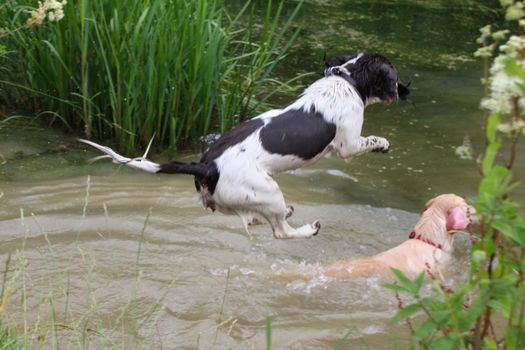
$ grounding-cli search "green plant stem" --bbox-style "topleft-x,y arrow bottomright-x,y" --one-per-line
0,0 -> 13,12
518,247 -> 525,328
480,233 -> 498,340
265,316 -> 272,350
136,208 -> 152,271
0,25 -> 25,40
213,268 -> 230,349
473,317 -> 482,350
0,253 -> 10,301
507,96 -> 521,170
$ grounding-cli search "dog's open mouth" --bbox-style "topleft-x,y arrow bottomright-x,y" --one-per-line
384,96 -> 395,105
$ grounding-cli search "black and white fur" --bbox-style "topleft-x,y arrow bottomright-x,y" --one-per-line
80,52 -> 410,239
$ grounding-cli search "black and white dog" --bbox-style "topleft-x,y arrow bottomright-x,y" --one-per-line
80,52 -> 410,239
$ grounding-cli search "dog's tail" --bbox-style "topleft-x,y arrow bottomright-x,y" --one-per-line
79,138 -> 210,178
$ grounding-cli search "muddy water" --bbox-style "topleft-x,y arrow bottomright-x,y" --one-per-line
1,0 -> 525,349
0,133 -> 473,348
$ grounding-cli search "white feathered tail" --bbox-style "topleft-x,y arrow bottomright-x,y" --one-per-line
79,138 -> 213,178
78,138 -> 161,173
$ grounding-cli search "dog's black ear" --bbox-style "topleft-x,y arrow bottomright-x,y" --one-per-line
324,55 -> 353,68
398,81 -> 411,101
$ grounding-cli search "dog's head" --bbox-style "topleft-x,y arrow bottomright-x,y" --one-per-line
423,194 -> 477,233
414,193 -> 478,252
324,52 -> 410,105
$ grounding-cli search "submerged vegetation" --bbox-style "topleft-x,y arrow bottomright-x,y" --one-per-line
0,0 -> 303,152
389,1 -> 525,349
0,207 -> 174,348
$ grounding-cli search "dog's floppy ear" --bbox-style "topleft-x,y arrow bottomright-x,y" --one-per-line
422,197 -> 436,213
398,81 -> 411,101
324,55 -> 353,68
447,207 -> 469,230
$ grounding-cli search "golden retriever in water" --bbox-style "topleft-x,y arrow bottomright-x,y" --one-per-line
321,194 -> 476,279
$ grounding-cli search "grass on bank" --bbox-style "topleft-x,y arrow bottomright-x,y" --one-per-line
0,0 -> 306,152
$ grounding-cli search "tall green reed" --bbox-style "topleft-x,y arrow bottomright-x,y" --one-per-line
1,0 -> 302,152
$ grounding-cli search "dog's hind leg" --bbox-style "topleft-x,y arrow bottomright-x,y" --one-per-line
214,164 -> 318,238
257,188 -> 320,239
269,215 -> 321,239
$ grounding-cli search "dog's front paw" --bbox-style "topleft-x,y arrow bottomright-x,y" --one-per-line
312,220 -> 321,236
285,205 -> 294,219
372,137 -> 390,153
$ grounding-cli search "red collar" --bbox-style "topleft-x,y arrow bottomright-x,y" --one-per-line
409,231 -> 444,250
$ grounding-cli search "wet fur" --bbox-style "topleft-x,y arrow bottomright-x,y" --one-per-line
80,52 -> 410,239
322,194 -> 476,279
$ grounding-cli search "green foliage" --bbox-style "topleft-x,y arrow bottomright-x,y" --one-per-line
0,324 -> 18,350
266,316 -> 272,350
388,2 -> 525,349
0,0 -> 304,152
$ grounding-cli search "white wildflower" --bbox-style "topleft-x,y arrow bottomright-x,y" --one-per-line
481,35 -> 525,114
26,0 -> 67,28
26,7 -> 46,27
480,24 -> 492,36
456,134 -> 473,161
505,2 -> 525,21
497,119 -> 525,135
500,34 -> 525,56
455,145 -> 473,160
45,0 -> 67,22
492,29 -> 510,41
477,25 -> 492,44
474,46 -> 494,58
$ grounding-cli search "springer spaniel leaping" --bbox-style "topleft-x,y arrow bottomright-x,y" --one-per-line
80,52 -> 410,239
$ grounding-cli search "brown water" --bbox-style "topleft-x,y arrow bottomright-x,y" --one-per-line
1,0 -> 525,349
0,130 -> 473,348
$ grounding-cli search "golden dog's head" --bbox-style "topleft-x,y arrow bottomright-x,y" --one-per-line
422,193 -> 477,233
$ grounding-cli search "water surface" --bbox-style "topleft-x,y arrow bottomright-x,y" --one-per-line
1,1 -> 524,348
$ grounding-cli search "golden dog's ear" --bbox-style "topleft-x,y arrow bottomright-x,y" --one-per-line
421,197 -> 436,213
